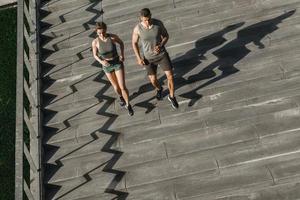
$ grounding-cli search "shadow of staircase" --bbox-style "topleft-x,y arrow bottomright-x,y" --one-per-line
40,0 -> 128,199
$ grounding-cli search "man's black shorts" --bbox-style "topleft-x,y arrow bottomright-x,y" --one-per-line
144,53 -> 173,75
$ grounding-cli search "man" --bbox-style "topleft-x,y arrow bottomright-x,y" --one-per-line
132,8 -> 179,109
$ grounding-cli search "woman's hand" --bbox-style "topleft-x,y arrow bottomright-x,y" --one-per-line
119,55 -> 124,62
100,60 -> 110,67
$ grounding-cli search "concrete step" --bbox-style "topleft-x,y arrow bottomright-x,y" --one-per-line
42,30 -> 300,94
41,51 -> 300,112
44,126 -> 300,199
42,73 -> 300,129
44,149 -> 113,184
40,27 -> 299,88
44,131 -> 112,165
42,0 -> 220,26
45,72 -> 300,131
42,42 -> 92,64
171,58 -> 300,110
43,80 -> 299,143
41,54 -> 100,80
44,87 -> 300,149
72,193 -> 120,200
184,157 -> 300,200
119,91 -> 300,145
117,113 -> 300,169
202,181 -> 300,200
43,99 -> 160,130
45,117 -> 257,168
40,5 -> 299,59
39,4 -> 296,63
124,131 -> 300,189
136,154 -> 300,199
39,0 -> 296,53
44,171 -> 124,200
40,0 -> 174,29
40,0 -> 300,199
114,154 -> 298,199
40,1 -> 101,26
43,115 -> 112,144
163,96 -> 298,130
40,21 -> 297,80
40,21 -> 300,77
114,2 -> 298,45
41,0 -> 101,12
40,50 -> 297,109
41,15 -> 99,40
40,0 -> 174,39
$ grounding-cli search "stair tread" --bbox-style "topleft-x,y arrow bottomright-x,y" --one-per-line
40,0 -> 300,199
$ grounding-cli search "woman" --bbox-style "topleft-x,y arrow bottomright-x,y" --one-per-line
92,22 -> 134,116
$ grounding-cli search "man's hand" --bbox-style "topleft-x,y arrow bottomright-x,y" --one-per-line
137,57 -> 146,66
154,45 -> 161,54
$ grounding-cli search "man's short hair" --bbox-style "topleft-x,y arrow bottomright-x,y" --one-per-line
140,8 -> 151,18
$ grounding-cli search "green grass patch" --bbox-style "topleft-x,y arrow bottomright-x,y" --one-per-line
0,7 -> 17,200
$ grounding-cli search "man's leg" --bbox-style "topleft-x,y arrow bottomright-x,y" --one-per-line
148,74 -> 160,90
158,53 -> 175,97
159,53 -> 179,109
164,70 -> 174,98
148,74 -> 163,100
145,61 -> 163,100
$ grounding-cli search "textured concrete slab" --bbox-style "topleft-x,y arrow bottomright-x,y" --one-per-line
45,132 -> 112,164
40,0 -> 300,199
206,182 -> 300,200
174,166 -> 273,199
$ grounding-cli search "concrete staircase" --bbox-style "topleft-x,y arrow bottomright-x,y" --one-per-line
40,0 -> 300,199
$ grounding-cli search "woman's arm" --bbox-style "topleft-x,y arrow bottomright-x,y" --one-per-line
111,34 -> 125,61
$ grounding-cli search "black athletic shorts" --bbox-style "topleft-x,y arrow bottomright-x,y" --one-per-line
144,53 -> 173,75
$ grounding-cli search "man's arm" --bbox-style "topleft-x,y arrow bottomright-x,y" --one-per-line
154,20 -> 169,54
159,21 -> 169,47
132,25 -> 145,65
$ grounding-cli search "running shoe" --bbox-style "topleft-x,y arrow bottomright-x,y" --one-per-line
168,95 -> 179,109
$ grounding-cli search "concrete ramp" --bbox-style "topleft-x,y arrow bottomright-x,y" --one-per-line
40,0 -> 300,199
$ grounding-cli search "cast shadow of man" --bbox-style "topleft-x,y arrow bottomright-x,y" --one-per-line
179,10 -> 296,106
130,10 -> 295,112
130,22 -> 244,113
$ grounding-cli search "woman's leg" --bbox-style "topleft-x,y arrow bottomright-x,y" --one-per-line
105,71 -> 122,96
115,66 -> 134,116
114,66 -> 130,105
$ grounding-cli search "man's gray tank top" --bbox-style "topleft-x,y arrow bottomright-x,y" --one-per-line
97,34 -> 118,59
137,19 -> 167,61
